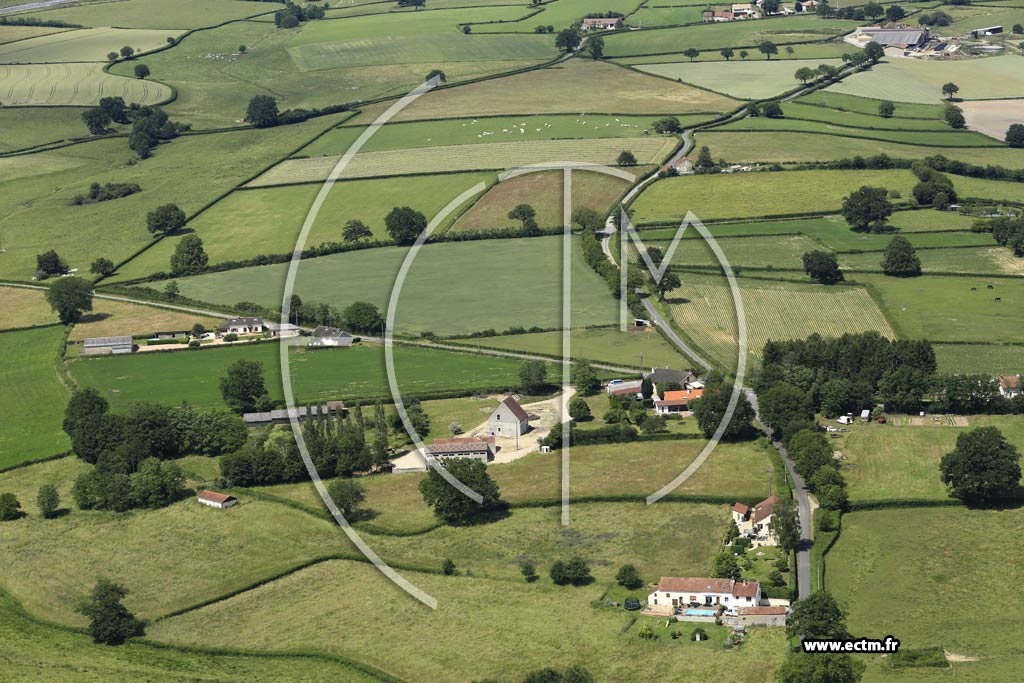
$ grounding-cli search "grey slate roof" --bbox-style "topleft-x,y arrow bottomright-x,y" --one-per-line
83,336 -> 133,348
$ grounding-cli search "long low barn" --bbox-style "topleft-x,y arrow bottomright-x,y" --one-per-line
82,336 -> 134,355
243,401 -> 346,426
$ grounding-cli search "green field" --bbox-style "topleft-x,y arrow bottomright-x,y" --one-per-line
857,273 -> 1024,343
0,114 -> 346,280
248,136 -> 676,186
452,168 -> 631,231
934,342 -> 1024,375
300,113 -> 694,157
0,62 -> 172,106
111,171 -> 493,279
449,325 -> 689,369
827,507 -> 1024,682
69,342 -> 557,409
631,169 -> 919,223
0,26 -> 181,62
697,130 -> 1024,165
784,101 -> 952,130
842,245 -> 1021,275
0,326 -> 70,468
0,286 -> 58,330
0,24 -> 69,44
149,558 -> 787,683
22,0 -> 276,29
795,90 -> 948,117
615,41 -> 855,64
471,0 -> 645,33
825,416 -> 1024,503
636,59 -> 845,99
0,107 -> 102,151
0,589 -> 385,683
714,115 -> 1002,146
602,16 -> 860,56
354,58 -> 738,123
164,235 -> 620,335
828,54 -> 1024,103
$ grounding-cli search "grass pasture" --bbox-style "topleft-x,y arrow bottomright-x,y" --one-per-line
0,62 -> 172,106
784,101 -> 951,130
149,558 -> 787,683
934,342 -> 1024,375
827,507 -> 1024,682
22,0 -> 277,29
714,115 -> 1002,146
0,26 -> 181,62
0,24 -> 69,44
630,169 -> 918,223
795,90 -> 947,118
696,130 -> 1024,165
828,54 -> 1024,103
165,236 -> 619,335
112,171 -> 493,279
856,273 -> 1024,344
0,107 -> 99,151
449,325 -> 688,369
615,41 -> 855,64
355,59 -> 738,123
636,59 -> 845,100
0,114 -> 346,281
0,326 -> 70,468
602,16 -> 859,57
69,342 -> 559,409
248,137 -> 676,186
0,286 -> 56,330
68,299 -> 220,341
452,168 -> 631,231
470,0 -> 646,33
841,245 -> 1021,276
667,274 -> 895,369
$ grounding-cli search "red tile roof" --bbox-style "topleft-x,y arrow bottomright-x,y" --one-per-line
732,502 -> 751,515
1000,375 -> 1020,391
198,490 -> 235,505
654,388 -> 703,406
752,495 -> 781,524
732,581 -> 760,598
657,577 -> 735,593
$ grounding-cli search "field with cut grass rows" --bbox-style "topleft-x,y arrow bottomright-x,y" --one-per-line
0,62 -> 172,106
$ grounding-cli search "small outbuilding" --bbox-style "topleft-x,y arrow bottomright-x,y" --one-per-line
488,396 -> 529,437
309,326 -> 354,347
83,335 -> 134,355
197,490 -> 237,509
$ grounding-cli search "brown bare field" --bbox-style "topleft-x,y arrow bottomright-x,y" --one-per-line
452,167 -> 633,231
960,98 -> 1024,141
68,299 -> 220,341
0,286 -> 56,330
351,59 -> 737,123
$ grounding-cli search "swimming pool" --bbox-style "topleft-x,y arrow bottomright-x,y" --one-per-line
683,609 -> 717,617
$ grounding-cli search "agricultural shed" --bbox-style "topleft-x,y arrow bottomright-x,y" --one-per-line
197,490 -> 237,509
82,336 -> 134,355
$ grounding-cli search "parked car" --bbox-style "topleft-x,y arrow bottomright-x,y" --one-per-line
624,598 -> 641,611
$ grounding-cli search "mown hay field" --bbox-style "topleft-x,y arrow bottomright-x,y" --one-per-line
0,62 -> 172,106
0,326 -> 70,468
248,137 -> 675,186
0,286 -> 56,331
667,275 -> 894,368
352,59 -> 738,123
827,54 -> 1024,103
22,0 -> 276,29
0,26 -> 181,62
841,245 -> 1024,276
636,59 -> 845,100
67,299 -> 221,341
0,24 -> 70,44
696,130 -> 1024,166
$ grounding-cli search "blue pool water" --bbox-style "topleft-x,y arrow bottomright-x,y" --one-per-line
684,609 -> 717,616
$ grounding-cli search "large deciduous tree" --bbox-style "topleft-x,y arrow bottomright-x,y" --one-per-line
45,277 -> 93,325
418,458 -> 502,525
169,234 -> 208,275
840,186 -> 893,232
146,203 -> 186,234
77,578 -> 142,645
941,426 -> 1021,505
246,94 -> 279,128
881,236 -> 921,276
801,250 -> 843,284
691,381 -> 756,440
787,590 -> 848,640
384,206 -> 427,245
342,301 -> 383,334
219,359 -> 269,413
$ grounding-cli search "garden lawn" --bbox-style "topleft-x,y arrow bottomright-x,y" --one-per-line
0,589 -> 386,683
602,16 -> 860,56
825,416 -> 1024,503
827,54 -> 1024,103
695,130 -> 1024,165
165,235 -> 621,336
630,169 -> 918,223
352,59 -> 738,123
0,27 -> 182,62
148,559 -> 788,683
0,286 -> 57,330
69,341 -> 558,409
636,59 -> 845,100
856,273 -> 1024,343
826,507 -> 1024,683
448,326 -> 689,369
112,172 -> 493,279
452,168 -> 632,231
0,115 -> 348,281
0,326 -> 70,469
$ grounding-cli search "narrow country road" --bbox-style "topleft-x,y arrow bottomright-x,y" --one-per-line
0,0 -> 76,14
744,388 -> 812,600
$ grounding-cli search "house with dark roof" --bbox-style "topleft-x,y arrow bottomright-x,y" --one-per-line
309,326 -> 354,347
82,336 -> 134,355
219,317 -> 265,335
424,436 -> 495,462
647,577 -> 762,615
488,396 -> 529,437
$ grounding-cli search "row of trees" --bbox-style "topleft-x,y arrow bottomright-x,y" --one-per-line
975,215 -> 1024,257
0,486 -> 60,521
